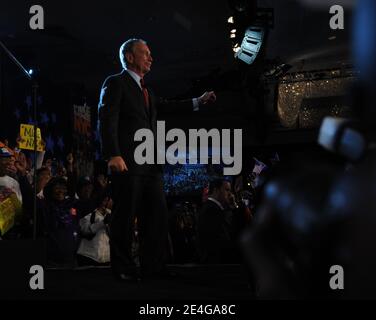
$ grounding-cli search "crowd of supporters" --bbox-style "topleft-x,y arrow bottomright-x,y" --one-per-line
0,137 -> 257,269
0,138 -> 112,267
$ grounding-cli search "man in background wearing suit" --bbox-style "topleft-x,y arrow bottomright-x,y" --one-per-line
98,38 -> 216,281
197,178 -> 237,264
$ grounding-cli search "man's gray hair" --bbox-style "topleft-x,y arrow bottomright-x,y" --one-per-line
119,38 -> 147,69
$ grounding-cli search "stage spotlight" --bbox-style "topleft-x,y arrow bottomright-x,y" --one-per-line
232,43 -> 240,53
234,26 -> 265,65
227,4 -> 273,65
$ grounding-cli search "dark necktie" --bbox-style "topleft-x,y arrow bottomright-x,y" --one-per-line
140,78 -> 150,108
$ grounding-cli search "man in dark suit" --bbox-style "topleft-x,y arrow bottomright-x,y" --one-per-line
197,179 -> 237,264
98,38 -> 216,281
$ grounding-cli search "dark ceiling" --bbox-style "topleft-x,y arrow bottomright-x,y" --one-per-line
1,0 -> 353,98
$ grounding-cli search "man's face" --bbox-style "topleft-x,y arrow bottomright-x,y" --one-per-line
0,157 -> 16,176
56,165 -> 67,177
52,183 -> 67,202
37,170 -> 51,187
79,184 -> 94,200
101,197 -> 113,211
126,42 -> 153,76
218,181 -> 232,206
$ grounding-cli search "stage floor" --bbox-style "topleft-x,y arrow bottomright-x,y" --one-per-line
7,264 -> 254,300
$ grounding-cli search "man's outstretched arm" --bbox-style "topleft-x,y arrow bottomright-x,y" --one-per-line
157,91 -> 217,114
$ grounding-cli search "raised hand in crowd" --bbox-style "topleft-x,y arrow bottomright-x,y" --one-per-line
66,153 -> 74,173
15,152 -> 28,176
228,192 -> 239,210
15,134 -> 22,147
108,156 -> 128,173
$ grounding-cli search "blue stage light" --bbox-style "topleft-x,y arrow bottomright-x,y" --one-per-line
234,26 -> 265,65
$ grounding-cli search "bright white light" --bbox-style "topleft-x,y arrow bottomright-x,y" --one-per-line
28,69 -> 34,75
230,29 -> 237,33
230,33 -> 236,38
227,16 -> 234,24
233,46 -> 240,53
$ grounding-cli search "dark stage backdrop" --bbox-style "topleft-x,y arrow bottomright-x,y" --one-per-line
0,52 -> 96,174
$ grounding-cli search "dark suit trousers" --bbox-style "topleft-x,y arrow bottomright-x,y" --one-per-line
109,172 -> 168,276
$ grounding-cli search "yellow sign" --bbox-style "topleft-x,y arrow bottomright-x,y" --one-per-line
0,193 -> 22,236
0,198 -> 16,236
19,124 -> 44,151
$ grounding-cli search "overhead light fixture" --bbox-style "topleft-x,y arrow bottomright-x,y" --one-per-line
232,43 -> 240,53
227,5 -> 273,65
235,26 -> 265,65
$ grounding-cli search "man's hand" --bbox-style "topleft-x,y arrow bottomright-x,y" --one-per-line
108,156 -> 128,173
198,91 -> 216,105
228,192 -> 239,210
66,153 -> 74,165
66,153 -> 74,173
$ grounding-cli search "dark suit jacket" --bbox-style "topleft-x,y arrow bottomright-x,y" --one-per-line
197,199 -> 234,264
98,70 -> 193,176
